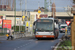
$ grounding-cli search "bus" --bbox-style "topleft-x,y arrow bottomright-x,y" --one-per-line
33,18 -> 59,40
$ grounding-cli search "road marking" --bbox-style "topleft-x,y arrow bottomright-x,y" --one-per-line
15,41 -> 32,49
20,46 -> 23,47
17,47 -> 20,48
59,39 -> 62,41
14,48 -> 16,50
51,40 -> 54,42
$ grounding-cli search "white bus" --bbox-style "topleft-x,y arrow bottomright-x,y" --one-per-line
33,18 -> 59,40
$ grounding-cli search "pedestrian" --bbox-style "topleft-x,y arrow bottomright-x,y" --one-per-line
7,29 -> 13,40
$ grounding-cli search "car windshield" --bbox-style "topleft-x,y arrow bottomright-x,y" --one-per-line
61,26 -> 66,28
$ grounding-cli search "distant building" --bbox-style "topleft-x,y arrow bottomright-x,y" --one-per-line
34,7 -> 49,12
0,5 -> 11,11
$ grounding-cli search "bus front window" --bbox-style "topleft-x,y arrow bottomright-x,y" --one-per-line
36,22 -> 53,32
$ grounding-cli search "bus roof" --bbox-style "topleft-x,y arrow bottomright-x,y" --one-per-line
39,18 -> 54,20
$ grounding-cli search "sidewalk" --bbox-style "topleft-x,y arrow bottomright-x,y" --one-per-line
0,35 -> 7,40
12,32 -> 34,39
0,32 -> 34,40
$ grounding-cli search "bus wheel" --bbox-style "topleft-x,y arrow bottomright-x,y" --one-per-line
56,36 -> 58,39
37,38 -> 40,40
53,36 -> 56,40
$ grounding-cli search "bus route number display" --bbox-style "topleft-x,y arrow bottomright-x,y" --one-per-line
37,20 -> 52,22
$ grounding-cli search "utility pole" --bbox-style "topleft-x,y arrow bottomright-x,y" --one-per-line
19,0 -> 23,33
25,0 -> 27,36
19,0 -> 23,11
14,0 -> 16,31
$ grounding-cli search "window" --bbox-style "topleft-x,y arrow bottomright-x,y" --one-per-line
17,21 -> 19,24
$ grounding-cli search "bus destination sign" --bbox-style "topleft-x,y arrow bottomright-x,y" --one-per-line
37,19 -> 53,22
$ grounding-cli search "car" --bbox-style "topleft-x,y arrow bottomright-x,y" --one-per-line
59,24 -> 67,33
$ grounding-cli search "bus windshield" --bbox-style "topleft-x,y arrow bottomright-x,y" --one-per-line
36,22 -> 53,32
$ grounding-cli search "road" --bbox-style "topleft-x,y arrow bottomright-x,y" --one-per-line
0,33 -> 64,50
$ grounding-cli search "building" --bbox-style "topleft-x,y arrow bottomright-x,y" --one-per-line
0,5 -> 11,11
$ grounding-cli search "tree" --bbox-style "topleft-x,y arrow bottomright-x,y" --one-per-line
73,0 -> 75,4
44,0 -> 48,13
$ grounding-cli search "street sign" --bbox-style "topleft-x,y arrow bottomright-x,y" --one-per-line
38,10 -> 41,13
26,22 -> 29,27
66,21 -> 71,26
30,24 -> 32,27
22,16 -> 25,18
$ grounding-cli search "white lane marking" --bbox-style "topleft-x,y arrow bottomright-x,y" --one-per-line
51,40 -> 54,42
17,47 -> 20,48
21,46 -> 22,47
14,48 -> 16,50
59,39 -> 62,41
15,41 -> 33,49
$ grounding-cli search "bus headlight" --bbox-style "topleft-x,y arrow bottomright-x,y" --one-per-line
51,32 -> 54,35
36,32 -> 39,35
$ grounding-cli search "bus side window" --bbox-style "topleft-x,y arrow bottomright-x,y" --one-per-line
33,21 -> 36,30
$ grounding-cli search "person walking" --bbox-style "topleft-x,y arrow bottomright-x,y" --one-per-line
7,29 -> 13,40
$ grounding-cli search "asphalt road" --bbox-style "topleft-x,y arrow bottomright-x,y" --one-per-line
0,33 -> 65,50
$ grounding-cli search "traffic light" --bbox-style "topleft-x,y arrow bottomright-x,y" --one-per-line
22,16 -> 25,21
26,27 -> 28,31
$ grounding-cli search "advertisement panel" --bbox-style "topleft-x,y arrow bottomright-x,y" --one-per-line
0,19 -> 2,28
36,14 -> 48,20
2,20 -> 11,29
0,15 -> 6,19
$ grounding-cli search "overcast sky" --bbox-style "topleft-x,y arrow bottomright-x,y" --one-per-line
16,0 -> 73,11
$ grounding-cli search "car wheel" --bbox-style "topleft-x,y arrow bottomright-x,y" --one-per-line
60,31 -> 62,33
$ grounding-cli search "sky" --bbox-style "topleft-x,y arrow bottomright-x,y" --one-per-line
16,0 -> 73,11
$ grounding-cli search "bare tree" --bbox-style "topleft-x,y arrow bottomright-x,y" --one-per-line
69,0 -> 75,4
73,0 -> 75,4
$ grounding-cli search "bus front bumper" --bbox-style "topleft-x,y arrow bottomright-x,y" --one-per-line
35,35 -> 55,38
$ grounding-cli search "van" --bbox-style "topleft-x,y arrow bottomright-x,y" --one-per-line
59,24 -> 67,33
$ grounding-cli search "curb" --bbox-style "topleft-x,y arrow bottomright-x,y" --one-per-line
54,40 -> 63,50
53,35 -> 65,50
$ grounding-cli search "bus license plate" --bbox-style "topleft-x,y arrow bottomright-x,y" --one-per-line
43,36 -> 47,37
